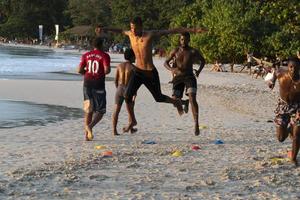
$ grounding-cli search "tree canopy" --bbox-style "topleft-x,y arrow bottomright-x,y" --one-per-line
0,0 -> 298,62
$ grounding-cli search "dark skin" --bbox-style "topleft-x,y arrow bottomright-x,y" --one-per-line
112,56 -> 137,136
268,60 -> 300,165
164,35 -> 205,136
97,23 -> 206,131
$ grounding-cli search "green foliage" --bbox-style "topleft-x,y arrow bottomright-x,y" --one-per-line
66,0 -> 111,26
0,0 -> 69,38
0,0 -> 298,61
170,0 -> 300,63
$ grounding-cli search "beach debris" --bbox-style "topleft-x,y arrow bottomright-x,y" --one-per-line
171,150 -> 183,157
270,157 -> 289,165
191,145 -> 200,150
287,151 -> 293,159
199,125 -> 208,130
214,139 -> 224,145
95,145 -> 106,150
102,151 -> 113,157
141,140 -> 156,145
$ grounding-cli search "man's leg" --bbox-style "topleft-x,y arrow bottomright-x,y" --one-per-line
84,112 -> 93,141
123,101 -> 137,133
124,72 -> 141,132
144,69 -> 184,115
188,93 -> 200,136
85,89 -> 106,140
291,124 -> 300,165
112,104 -> 122,136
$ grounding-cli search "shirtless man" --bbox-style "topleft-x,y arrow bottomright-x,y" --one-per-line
268,57 -> 300,165
164,32 -> 205,136
112,48 -> 137,135
97,17 -> 206,131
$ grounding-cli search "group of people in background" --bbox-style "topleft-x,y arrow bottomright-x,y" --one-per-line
77,16 -> 300,166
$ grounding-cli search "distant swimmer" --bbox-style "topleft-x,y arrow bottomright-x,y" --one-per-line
164,32 -> 205,136
96,16 -> 207,131
267,57 -> 300,165
77,37 -> 111,141
112,49 -> 138,135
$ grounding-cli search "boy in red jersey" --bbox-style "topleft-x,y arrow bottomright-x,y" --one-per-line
77,37 -> 111,141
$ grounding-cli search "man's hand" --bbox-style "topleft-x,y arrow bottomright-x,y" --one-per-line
194,28 -> 208,33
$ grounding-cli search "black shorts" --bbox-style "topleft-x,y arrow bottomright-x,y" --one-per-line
83,86 -> 106,114
172,75 -> 197,99
124,67 -> 167,103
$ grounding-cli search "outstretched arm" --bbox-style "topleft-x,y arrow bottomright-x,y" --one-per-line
151,27 -> 207,37
95,26 -> 129,36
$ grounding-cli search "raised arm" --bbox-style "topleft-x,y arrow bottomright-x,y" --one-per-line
151,27 -> 207,37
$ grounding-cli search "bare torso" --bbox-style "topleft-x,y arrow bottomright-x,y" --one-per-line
278,72 -> 300,103
117,62 -> 135,86
173,47 -> 199,76
127,31 -> 154,71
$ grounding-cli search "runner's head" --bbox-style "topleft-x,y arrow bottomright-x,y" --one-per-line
124,48 -> 135,63
288,57 -> 300,78
130,17 -> 143,36
93,37 -> 103,50
180,32 -> 190,48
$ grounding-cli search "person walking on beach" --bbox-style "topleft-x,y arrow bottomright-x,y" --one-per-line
77,37 -> 111,141
112,48 -> 138,135
96,16 -> 206,131
267,57 -> 300,165
164,32 -> 205,136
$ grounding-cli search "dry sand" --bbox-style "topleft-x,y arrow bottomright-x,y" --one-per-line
0,54 -> 300,199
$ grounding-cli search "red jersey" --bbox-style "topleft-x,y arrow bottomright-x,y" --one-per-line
79,49 -> 110,89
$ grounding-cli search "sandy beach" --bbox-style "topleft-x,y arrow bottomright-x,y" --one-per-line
0,53 -> 300,199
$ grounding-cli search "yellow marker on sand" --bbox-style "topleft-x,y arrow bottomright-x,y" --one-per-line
95,145 -> 106,150
172,150 -> 183,157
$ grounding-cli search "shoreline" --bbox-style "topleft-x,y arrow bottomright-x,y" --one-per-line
1,51 -> 298,199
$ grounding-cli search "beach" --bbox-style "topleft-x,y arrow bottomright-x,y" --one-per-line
0,50 -> 300,199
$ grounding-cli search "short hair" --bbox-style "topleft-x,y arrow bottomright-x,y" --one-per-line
288,57 -> 300,67
180,32 -> 190,39
130,17 -> 143,26
93,37 -> 103,50
124,48 -> 135,61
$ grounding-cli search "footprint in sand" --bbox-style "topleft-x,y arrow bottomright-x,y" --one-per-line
89,174 -> 109,182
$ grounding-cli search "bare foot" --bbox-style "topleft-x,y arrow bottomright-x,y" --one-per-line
123,121 -> 137,133
184,101 -> 189,113
195,125 -> 200,136
85,125 -> 93,141
174,99 -> 184,116
113,130 -> 120,136
130,127 -> 138,134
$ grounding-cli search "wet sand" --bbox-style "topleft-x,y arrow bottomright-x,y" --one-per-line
0,54 -> 299,199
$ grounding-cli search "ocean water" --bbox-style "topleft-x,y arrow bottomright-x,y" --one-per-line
0,44 -> 80,75
0,100 -> 83,129
0,45 -> 83,128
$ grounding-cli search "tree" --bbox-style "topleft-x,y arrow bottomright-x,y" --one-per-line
0,0 -> 69,38
66,0 -> 111,26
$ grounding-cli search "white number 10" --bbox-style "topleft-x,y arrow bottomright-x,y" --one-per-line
87,60 -> 99,74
